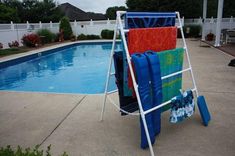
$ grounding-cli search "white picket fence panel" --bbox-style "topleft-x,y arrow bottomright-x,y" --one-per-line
0,17 -> 234,49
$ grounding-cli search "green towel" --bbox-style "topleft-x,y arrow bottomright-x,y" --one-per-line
157,48 -> 184,112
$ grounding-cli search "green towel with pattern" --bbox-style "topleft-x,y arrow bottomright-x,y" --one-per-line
157,48 -> 184,112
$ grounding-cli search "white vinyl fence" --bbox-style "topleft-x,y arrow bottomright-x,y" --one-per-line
0,20 -> 118,49
0,17 -> 234,49
184,17 -> 235,38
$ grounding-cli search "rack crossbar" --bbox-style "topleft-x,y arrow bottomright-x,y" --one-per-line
107,89 -> 118,94
144,88 -> 197,115
161,67 -> 191,80
123,26 -> 181,33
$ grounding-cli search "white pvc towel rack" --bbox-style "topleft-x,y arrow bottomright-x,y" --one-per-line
100,11 -> 199,156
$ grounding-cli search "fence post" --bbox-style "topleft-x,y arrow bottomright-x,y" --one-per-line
39,21 -> 42,29
182,16 -> 184,27
230,16 -> 233,30
10,21 -> 14,30
210,17 -> 214,24
90,19 -> 93,26
74,20 -> 77,36
26,21 -> 30,29
50,21 -> 53,30
107,18 -> 110,26
199,17 -> 202,25
198,17 -> 203,36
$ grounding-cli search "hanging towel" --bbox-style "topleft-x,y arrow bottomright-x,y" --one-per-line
118,28 -> 132,96
123,12 -> 176,96
128,27 -> 177,54
113,51 -> 139,115
157,48 -> 184,112
121,34 -> 133,96
169,90 -> 194,123
144,51 -> 162,136
123,13 -> 175,96
131,53 -> 155,149
125,12 -> 176,29
127,27 -> 177,90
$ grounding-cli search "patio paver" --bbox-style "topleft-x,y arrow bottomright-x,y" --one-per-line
0,92 -> 85,148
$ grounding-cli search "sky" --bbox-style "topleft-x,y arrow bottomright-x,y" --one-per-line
57,0 -> 126,13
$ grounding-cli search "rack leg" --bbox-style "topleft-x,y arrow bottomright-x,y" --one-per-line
100,19 -> 118,121
176,12 -> 199,98
116,12 -> 155,156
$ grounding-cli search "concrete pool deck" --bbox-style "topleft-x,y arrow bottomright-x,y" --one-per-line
0,39 -> 235,156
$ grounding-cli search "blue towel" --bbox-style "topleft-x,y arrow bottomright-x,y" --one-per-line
144,51 -> 162,136
125,12 -> 176,29
131,53 -> 155,149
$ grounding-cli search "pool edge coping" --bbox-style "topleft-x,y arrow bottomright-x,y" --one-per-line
0,39 -> 120,63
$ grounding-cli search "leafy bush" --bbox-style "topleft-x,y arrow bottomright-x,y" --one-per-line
0,145 -> 68,156
37,29 -> 56,44
77,34 -> 100,40
101,29 -> 114,39
101,29 -> 108,39
183,25 -> 201,38
70,34 -> 76,41
54,33 -> 60,42
86,35 -> 100,40
0,43 -> 3,49
77,34 -> 87,40
8,41 -> 19,48
22,33 -> 41,47
59,17 -> 73,40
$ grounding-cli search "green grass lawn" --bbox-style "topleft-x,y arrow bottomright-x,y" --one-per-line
0,47 -> 29,57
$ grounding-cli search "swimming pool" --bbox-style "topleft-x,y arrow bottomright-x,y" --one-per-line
0,42 -> 120,94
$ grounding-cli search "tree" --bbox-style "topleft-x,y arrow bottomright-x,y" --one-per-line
59,17 -> 73,40
1,0 -> 64,23
126,0 -> 202,18
106,6 -> 127,19
223,0 -> 235,17
33,0 -> 64,22
0,3 -> 20,23
126,0 -> 235,18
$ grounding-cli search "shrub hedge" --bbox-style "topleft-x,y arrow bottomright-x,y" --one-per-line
22,33 -> 40,47
77,34 -> 100,40
101,29 -> 114,39
37,29 -> 56,44
180,25 -> 201,38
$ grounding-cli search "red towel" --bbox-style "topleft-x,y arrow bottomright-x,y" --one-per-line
127,27 -> 177,90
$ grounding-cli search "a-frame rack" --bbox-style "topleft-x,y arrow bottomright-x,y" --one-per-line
100,11 -> 199,156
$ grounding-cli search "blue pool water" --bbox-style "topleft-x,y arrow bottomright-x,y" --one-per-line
0,42 -> 120,94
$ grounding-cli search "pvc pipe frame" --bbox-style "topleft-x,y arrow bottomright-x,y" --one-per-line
100,11 -> 199,156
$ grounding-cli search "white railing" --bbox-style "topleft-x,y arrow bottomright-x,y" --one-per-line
0,17 -> 234,49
